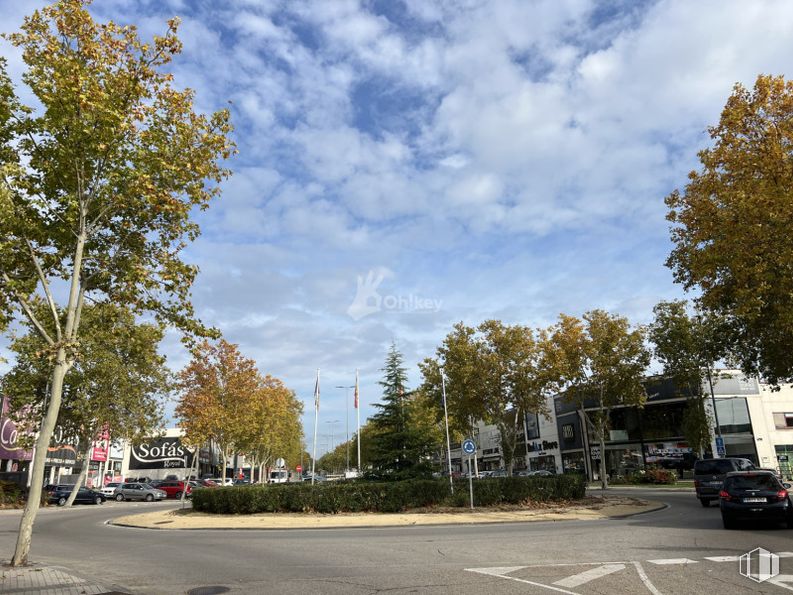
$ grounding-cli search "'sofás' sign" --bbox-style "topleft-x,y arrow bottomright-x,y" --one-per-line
130,437 -> 194,469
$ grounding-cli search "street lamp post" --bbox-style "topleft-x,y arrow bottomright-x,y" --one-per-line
337,385 -> 355,472
325,420 -> 340,455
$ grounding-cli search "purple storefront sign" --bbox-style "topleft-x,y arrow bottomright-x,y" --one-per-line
0,397 -> 33,461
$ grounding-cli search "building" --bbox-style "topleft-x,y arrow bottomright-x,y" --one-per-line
445,371 -> 793,480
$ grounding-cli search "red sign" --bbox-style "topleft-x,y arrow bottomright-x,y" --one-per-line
296,465 -> 302,473
91,447 -> 108,462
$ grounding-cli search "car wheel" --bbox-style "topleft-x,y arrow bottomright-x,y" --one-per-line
94,496 -> 103,505
115,494 -> 124,502
145,494 -> 154,502
174,491 -> 182,499
722,515 -> 737,530
699,498 -> 710,507
57,496 -> 66,506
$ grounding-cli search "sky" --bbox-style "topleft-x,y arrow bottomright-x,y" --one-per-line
1,0 -> 793,456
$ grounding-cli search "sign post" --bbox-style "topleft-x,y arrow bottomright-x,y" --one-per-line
462,438 -> 476,510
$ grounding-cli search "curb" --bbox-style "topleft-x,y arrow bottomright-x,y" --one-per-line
106,500 -> 667,531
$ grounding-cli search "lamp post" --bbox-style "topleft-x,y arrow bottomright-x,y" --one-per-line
336,385 -> 355,472
325,420 -> 340,454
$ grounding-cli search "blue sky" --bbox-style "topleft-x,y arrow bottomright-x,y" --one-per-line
2,0 -> 793,456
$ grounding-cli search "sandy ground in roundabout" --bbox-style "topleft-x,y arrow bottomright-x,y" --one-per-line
110,496 -> 665,530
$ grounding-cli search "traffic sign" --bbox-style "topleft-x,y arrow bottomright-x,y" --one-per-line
296,465 -> 303,473
275,457 -> 285,468
717,446 -> 726,457
462,439 -> 476,455
715,436 -> 724,449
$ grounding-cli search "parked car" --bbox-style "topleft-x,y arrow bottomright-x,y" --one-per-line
114,483 -> 167,502
101,482 -> 121,497
719,471 -> 793,529
489,469 -> 508,478
529,470 -> 555,477
268,470 -> 288,484
156,480 -> 192,499
694,458 -> 756,506
233,478 -> 251,486
49,486 -> 106,506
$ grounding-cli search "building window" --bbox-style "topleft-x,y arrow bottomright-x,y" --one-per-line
562,424 -> 575,441
525,413 -> 540,440
773,413 -> 793,429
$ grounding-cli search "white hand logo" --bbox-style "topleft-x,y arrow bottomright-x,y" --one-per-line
347,270 -> 384,321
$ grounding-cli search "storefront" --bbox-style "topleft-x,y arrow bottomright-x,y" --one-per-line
125,434 -> 195,480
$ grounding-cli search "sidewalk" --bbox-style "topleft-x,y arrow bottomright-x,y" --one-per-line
0,563 -> 131,594
111,495 -> 665,530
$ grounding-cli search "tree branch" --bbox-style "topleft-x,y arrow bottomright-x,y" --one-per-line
25,239 -> 62,341
1,273 -> 55,346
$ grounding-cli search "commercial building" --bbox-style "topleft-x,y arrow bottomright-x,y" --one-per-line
446,371 -> 793,480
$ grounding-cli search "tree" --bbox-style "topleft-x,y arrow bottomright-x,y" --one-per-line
666,74 -> 793,385
420,321 -> 551,475
648,300 -> 726,456
237,375 -> 304,482
369,344 -> 434,479
176,340 -> 255,484
2,303 -> 168,505
0,0 -> 233,565
547,310 -> 649,489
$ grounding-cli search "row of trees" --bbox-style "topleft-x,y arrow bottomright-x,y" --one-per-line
176,339 -> 304,483
354,303 -> 726,489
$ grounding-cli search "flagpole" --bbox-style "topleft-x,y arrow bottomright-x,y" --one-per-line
441,367 -> 453,494
311,368 -> 320,485
355,369 -> 361,474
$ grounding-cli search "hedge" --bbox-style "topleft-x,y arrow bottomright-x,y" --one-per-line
192,475 -> 586,515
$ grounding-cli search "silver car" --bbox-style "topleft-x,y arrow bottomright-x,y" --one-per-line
114,482 -> 167,502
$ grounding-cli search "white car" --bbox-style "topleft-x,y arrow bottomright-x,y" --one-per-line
101,482 -> 121,497
206,477 -> 234,486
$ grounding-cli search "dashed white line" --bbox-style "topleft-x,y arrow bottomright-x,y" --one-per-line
704,556 -> 739,562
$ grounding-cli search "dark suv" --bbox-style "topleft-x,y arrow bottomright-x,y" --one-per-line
719,471 -> 793,529
694,458 -> 755,506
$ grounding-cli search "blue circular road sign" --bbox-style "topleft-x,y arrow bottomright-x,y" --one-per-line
462,439 -> 476,455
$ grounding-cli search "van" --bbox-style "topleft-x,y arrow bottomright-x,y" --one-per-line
694,458 -> 755,506
269,470 -> 288,484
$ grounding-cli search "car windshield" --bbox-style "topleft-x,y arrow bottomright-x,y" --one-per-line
725,475 -> 780,491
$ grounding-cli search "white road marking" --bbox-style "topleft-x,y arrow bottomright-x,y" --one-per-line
704,556 -> 739,562
553,563 -> 626,588
631,561 -> 663,595
647,558 -> 698,565
778,552 -> 793,558
465,568 -> 579,595
767,574 -> 793,592
465,566 -> 527,576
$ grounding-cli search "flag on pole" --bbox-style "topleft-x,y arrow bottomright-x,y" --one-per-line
354,372 -> 359,409
314,369 -> 320,410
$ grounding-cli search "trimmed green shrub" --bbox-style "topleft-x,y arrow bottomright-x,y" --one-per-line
0,480 -> 24,508
192,475 -> 586,515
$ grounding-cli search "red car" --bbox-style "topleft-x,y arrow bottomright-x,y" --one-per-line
156,480 -> 192,499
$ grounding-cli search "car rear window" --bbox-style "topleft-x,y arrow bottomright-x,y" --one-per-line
724,475 -> 780,490
695,460 -> 735,475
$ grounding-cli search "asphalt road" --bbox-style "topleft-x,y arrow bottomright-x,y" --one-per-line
0,490 -> 791,594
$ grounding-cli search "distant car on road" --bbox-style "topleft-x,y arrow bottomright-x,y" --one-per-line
694,458 -> 756,507
114,483 -> 167,502
719,471 -> 793,529
49,486 -> 106,506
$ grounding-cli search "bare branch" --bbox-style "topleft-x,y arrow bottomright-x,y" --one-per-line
25,239 -> 61,341
1,273 -> 55,346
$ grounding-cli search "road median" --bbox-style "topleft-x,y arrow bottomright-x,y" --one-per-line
110,495 -> 665,530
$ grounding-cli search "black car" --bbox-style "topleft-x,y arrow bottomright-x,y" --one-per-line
694,457 -> 755,506
719,471 -> 793,529
48,485 -> 106,506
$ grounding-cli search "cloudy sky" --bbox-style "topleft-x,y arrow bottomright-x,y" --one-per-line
1,0 -> 792,455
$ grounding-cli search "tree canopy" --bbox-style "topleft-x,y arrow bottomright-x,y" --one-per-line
0,0 -> 233,565
666,74 -> 793,385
